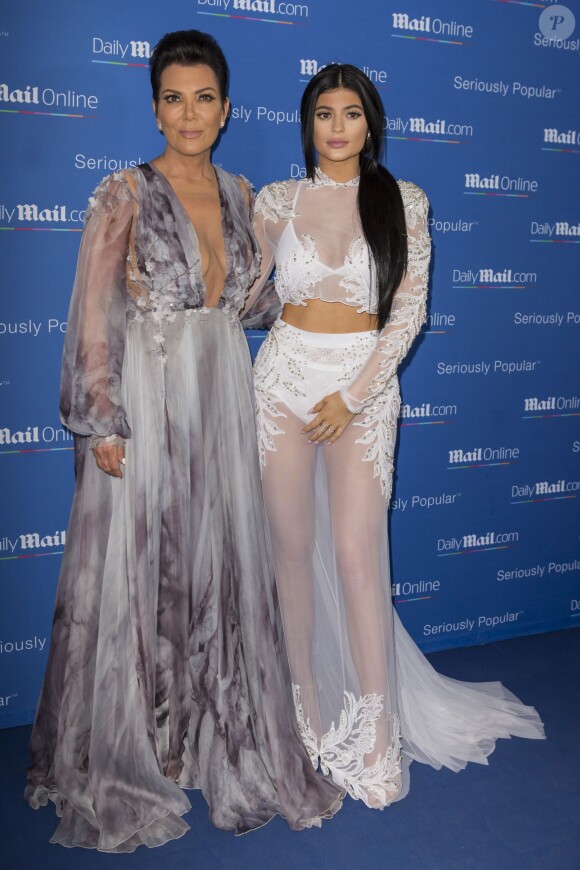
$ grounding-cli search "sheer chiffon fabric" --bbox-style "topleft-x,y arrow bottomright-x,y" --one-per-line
25,165 -> 342,852
248,173 -> 545,808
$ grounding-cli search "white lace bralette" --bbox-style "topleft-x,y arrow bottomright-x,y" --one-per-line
254,169 -> 424,315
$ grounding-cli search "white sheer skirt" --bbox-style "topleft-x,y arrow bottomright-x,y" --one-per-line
253,319 -> 545,809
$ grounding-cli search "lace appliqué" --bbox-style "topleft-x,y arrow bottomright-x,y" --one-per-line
339,237 -> 375,314
276,234 -> 322,306
353,382 -> 400,500
293,685 -> 402,807
398,181 -> 427,230
360,229 -> 429,404
254,323 -> 378,467
87,171 -> 135,225
255,180 -> 298,223
341,184 -> 430,413
253,328 -> 289,468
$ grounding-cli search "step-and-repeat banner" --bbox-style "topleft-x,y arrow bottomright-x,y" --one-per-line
1,0 -> 579,727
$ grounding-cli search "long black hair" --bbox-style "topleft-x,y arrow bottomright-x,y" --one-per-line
300,64 -> 407,331
150,30 -> 229,104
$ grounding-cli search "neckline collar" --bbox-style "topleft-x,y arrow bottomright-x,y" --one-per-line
312,167 -> 360,188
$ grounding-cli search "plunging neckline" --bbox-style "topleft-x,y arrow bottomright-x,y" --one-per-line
147,162 -> 231,308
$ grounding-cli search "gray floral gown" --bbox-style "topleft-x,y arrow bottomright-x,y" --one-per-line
25,164 -> 342,852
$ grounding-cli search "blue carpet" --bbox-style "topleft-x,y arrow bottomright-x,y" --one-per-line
1,629 -> 578,870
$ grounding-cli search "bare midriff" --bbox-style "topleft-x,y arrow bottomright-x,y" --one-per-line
281,299 -> 377,334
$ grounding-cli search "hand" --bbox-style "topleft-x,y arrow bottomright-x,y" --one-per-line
92,443 -> 125,478
303,391 -> 355,444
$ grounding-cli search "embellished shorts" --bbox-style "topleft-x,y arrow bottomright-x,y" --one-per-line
253,318 -> 401,499
254,318 -> 376,423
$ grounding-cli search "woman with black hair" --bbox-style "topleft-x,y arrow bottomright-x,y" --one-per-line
25,31 -> 342,851
244,64 -> 544,809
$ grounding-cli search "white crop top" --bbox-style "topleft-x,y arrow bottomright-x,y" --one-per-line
244,168 -> 431,413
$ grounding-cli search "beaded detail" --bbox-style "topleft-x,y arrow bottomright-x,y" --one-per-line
339,185 -> 430,413
293,685 -> 403,808
253,177 -> 428,321
251,179 -> 430,487
276,233 -> 322,306
310,168 -> 360,188
339,236 -> 374,314
351,381 -> 400,500
254,180 -> 299,223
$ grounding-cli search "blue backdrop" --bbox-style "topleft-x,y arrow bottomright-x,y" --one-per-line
1,0 -> 579,729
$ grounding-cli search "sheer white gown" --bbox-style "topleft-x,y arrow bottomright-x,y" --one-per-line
242,169 -> 545,808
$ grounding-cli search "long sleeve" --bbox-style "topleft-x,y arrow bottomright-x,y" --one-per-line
340,184 -> 430,413
240,188 -> 281,329
59,173 -> 135,439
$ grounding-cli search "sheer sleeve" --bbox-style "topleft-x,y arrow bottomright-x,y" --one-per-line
340,184 -> 430,413
59,173 -> 135,440
240,186 -> 281,329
